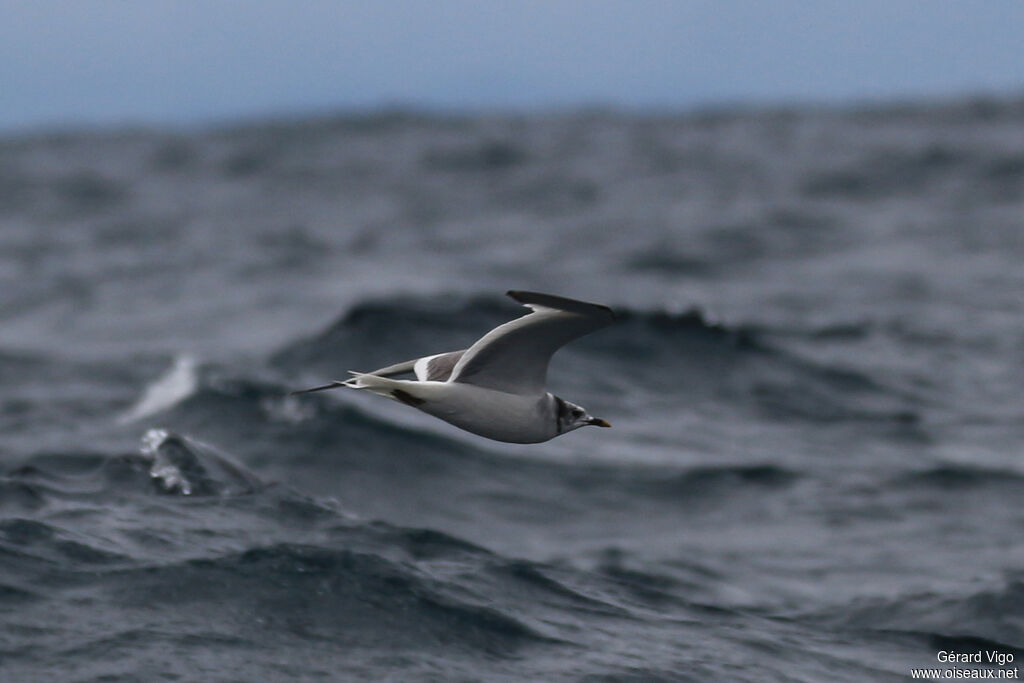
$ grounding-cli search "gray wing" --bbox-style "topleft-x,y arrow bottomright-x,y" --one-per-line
291,349 -> 467,395
361,350 -> 467,382
448,291 -> 615,395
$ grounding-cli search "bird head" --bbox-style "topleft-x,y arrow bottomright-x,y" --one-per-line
555,397 -> 611,434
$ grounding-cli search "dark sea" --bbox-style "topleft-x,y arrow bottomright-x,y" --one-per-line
2,98 -> 1023,682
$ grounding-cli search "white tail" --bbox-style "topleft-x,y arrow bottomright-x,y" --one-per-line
345,372 -> 427,407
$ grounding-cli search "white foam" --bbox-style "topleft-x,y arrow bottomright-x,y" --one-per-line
140,428 -> 192,494
118,355 -> 198,424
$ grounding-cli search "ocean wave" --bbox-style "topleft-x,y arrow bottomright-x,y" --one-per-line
111,543 -> 557,652
2,452 -> 125,502
267,291 -> 898,380
421,139 -> 527,172
371,525 -> 495,561
0,479 -> 48,511
623,463 -> 800,500
800,144 -> 971,200
267,292 -> 923,430
605,308 -> 921,424
270,294 -> 511,375
480,559 -> 630,617
1,436 -> 593,657
893,464 -> 1024,490
1,430 -> 264,504
829,576 -> 1024,650
140,429 -> 263,497
269,293 -> 770,400
0,516 -> 132,579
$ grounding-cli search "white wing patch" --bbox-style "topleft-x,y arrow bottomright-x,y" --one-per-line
413,350 -> 466,382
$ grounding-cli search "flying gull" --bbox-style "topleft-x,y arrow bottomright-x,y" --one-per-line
291,290 -> 615,443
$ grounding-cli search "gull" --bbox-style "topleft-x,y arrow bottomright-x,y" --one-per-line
291,290 -> 615,443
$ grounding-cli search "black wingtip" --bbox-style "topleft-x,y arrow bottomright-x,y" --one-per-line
506,290 -> 615,319
287,381 -> 346,396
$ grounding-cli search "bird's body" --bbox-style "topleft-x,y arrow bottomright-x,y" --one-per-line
292,290 -> 615,443
343,373 -> 561,443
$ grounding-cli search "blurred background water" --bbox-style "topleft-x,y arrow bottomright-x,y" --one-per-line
2,4 -> 1024,681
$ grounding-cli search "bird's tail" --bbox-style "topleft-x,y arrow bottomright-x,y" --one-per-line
288,380 -> 348,396
342,372 -> 426,406
288,371 -> 376,397
290,371 -> 425,407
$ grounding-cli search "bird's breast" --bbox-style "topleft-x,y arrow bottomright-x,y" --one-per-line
415,384 -> 555,444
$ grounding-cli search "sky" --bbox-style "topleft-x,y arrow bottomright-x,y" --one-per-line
2,1 -> 1023,132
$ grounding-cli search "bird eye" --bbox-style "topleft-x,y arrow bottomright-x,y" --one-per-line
572,409 -> 583,418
